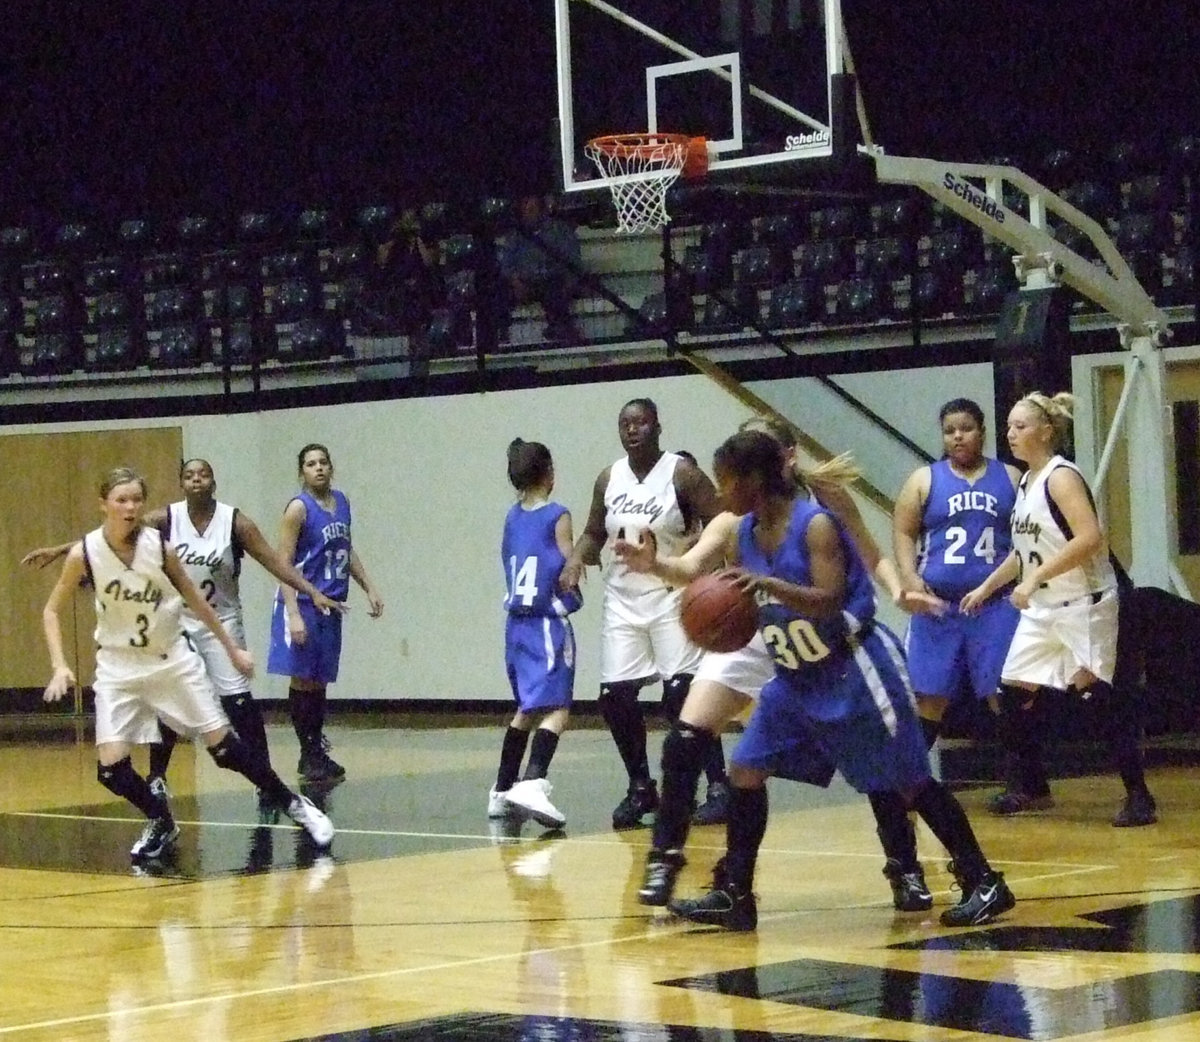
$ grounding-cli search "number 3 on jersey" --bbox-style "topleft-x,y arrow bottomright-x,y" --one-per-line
508,555 -> 539,606
944,525 -> 996,565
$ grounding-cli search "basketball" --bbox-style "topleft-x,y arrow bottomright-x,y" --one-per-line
680,573 -> 757,653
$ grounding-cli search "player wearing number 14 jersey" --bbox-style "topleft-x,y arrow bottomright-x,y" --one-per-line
893,399 -> 1021,744
489,439 -> 582,829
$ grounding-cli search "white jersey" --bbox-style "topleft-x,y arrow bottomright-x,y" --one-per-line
1011,456 -> 1115,608
167,500 -> 243,630
603,452 -> 690,596
83,525 -> 185,656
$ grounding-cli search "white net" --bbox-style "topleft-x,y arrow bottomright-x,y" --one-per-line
585,134 -> 688,234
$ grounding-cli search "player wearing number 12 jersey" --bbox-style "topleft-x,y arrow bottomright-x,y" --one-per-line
893,398 -> 1020,745
268,444 -> 384,783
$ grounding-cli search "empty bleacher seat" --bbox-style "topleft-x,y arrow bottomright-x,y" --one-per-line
765,279 -> 820,329
834,276 -> 886,324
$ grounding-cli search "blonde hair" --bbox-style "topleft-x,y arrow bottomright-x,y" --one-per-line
1018,391 -> 1075,452
99,466 -> 147,499
737,414 -> 860,493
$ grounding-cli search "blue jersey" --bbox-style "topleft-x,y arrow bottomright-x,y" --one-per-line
738,497 -> 875,690
918,458 -> 1015,599
292,489 -> 353,602
734,495 -> 929,791
501,501 -> 582,617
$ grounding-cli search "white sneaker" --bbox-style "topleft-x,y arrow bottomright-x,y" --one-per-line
287,794 -> 334,847
504,778 -> 566,829
488,785 -> 511,818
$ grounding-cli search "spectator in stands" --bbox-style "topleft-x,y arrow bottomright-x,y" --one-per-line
498,195 -> 582,344
362,209 -> 444,338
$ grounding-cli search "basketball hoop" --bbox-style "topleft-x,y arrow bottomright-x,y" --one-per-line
585,133 -> 708,233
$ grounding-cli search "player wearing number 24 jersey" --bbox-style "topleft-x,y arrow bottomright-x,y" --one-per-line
894,398 -> 1020,714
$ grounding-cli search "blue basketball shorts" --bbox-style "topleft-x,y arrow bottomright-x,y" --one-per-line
506,613 -> 576,713
904,595 -> 1019,699
735,625 -> 930,795
267,597 -> 344,684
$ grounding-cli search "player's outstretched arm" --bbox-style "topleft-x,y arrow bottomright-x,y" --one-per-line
614,511 -> 739,587
235,511 -> 346,616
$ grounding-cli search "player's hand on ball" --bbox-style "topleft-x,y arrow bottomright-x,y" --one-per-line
719,567 -> 760,595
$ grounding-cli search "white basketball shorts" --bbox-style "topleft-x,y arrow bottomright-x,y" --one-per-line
1001,588 -> 1118,690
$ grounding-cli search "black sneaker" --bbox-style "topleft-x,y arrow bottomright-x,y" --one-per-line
669,880 -> 757,931
611,780 -> 659,830
882,859 -> 933,912
692,781 -> 731,826
987,789 -> 1053,815
130,816 -> 180,860
299,741 -> 346,784
940,870 -> 1015,927
1112,788 -> 1157,827
639,849 -> 686,906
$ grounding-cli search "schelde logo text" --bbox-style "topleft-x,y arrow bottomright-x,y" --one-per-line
785,130 -> 831,151
943,172 -> 1006,223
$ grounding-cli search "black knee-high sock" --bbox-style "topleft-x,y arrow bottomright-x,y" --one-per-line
997,685 -> 1050,796
724,785 -> 769,892
148,725 -> 178,781
289,686 -> 327,753
704,734 -> 728,786
523,727 -> 560,781
221,691 -> 271,771
869,790 -> 919,870
98,757 -> 168,820
652,722 -> 712,853
208,733 -> 293,808
598,682 -> 650,783
496,726 -> 530,790
911,779 -> 989,885
661,673 -> 693,721
1090,682 -> 1150,795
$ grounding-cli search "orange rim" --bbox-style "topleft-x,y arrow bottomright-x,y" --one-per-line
587,133 -> 708,180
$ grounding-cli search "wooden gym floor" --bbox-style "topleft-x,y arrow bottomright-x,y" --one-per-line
1,712 -> 1199,1042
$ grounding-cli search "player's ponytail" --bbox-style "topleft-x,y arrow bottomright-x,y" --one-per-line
1020,391 -> 1075,453
507,438 -> 553,493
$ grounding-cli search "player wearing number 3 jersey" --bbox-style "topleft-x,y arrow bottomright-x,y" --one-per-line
893,398 -> 1020,748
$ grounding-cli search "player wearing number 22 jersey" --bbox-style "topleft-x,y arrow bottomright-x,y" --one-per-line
267,488 -> 352,683
905,457 -> 1020,703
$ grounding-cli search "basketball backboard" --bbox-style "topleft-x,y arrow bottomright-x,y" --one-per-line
554,0 -> 855,194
